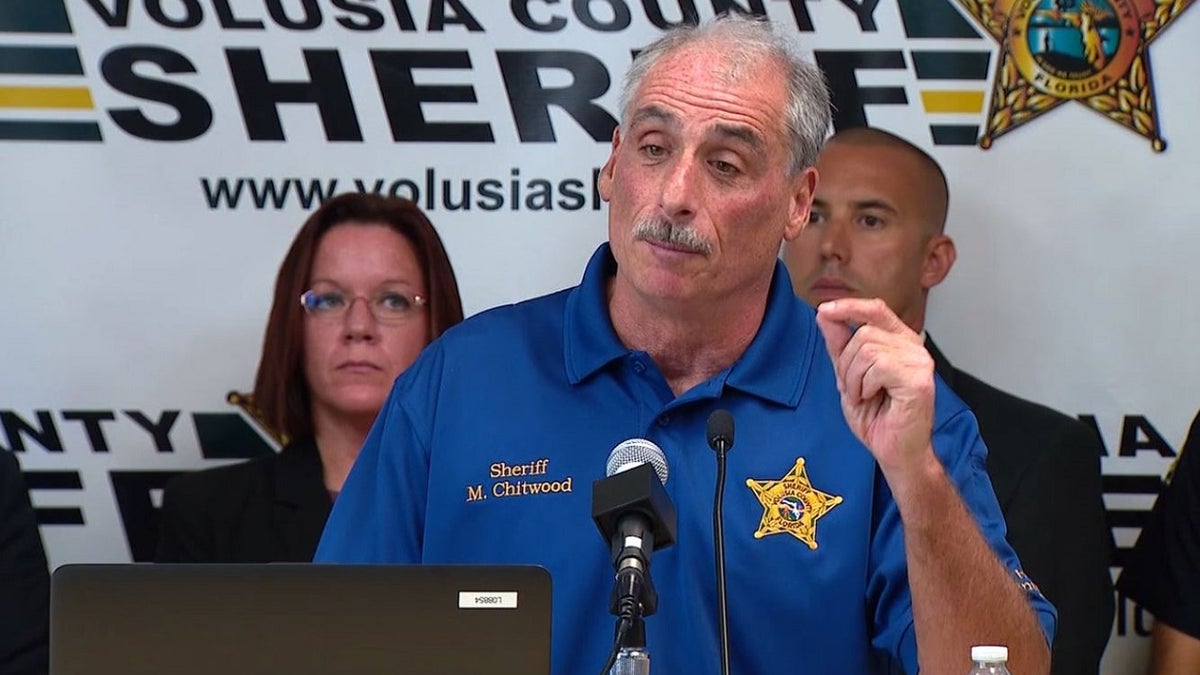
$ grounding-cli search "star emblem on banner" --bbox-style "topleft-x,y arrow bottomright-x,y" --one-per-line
956,0 -> 1195,151
746,458 -> 843,550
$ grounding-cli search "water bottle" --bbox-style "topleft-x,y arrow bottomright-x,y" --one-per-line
968,645 -> 1012,675
609,646 -> 649,675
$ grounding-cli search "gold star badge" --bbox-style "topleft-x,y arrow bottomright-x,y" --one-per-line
957,0 -> 1195,151
746,458 -> 843,550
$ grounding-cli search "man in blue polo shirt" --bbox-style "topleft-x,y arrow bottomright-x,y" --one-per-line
316,14 -> 1055,675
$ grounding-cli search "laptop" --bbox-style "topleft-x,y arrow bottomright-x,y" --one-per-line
50,563 -> 552,675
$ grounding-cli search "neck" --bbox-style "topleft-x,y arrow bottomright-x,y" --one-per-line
311,407 -> 373,493
608,278 -> 772,397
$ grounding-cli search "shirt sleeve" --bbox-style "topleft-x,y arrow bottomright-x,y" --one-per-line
1117,411 -> 1200,638
868,406 -> 1059,672
313,343 -> 446,564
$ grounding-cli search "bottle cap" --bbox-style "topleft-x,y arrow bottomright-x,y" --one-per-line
971,645 -> 1008,662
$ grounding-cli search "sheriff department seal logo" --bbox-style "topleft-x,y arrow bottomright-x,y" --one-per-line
957,0 -> 1195,151
747,458 -> 843,550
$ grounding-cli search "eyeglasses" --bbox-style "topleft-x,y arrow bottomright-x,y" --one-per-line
299,287 -> 427,324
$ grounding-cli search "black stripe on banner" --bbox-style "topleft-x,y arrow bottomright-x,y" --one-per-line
1102,474 -> 1164,495
0,45 -> 84,75
0,120 -> 101,141
23,470 -> 83,490
1105,509 -> 1152,529
930,125 -> 979,146
35,507 -> 85,525
0,2 -> 73,33
911,51 -> 991,80
25,471 -> 86,525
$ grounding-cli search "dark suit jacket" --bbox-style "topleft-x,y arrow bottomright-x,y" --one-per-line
0,451 -> 49,675
155,438 -> 332,563
929,339 -> 1114,675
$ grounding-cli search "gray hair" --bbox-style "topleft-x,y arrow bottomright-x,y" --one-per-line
618,13 -> 831,175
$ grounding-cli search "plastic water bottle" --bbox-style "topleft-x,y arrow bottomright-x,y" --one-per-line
968,645 -> 1012,675
610,646 -> 649,675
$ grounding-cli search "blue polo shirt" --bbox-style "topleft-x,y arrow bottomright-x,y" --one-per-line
316,244 -> 1056,674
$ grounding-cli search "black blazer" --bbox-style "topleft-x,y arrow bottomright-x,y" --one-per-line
155,438 -> 332,563
929,338 -> 1114,675
0,451 -> 49,675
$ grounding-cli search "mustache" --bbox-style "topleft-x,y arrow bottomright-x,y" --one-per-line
631,216 -> 713,255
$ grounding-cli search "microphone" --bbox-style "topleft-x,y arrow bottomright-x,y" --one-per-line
707,410 -> 734,454
593,439 -> 676,615
706,410 -> 734,675
592,439 -> 677,674
605,438 -> 669,485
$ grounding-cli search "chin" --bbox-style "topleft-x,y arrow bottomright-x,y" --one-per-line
326,389 -> 390,419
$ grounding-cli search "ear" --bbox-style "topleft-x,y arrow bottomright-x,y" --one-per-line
597,126 -> 621,203
920,234 -> 957,290
783,166 -> 818,242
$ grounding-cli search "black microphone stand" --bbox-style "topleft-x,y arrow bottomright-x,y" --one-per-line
707,410 -> 734,675
592,462 -> 677,675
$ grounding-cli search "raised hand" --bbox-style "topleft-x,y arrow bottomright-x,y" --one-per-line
814,298 -> 938,485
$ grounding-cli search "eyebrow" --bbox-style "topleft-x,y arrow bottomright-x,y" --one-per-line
628,105 -> 675,130
308,278 -> 419,289
712,123 -> 764,153
819,198 -> 899,215
628,106 -> 765,152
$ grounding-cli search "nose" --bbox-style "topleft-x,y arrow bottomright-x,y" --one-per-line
658,155 -> 698,222
341,296 -> 379,342
818,215 -> 850,263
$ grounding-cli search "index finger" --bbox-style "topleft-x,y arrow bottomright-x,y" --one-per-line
816,298 -> 914,339
814,303 -> 854,364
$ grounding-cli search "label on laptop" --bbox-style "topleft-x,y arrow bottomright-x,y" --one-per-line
458,591 -> 519,609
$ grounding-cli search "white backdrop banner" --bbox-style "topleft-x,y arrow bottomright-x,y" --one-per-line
2,1 -> 1197,672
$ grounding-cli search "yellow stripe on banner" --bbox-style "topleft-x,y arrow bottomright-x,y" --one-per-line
920,90 -> 985,114
0,86 -> 94,110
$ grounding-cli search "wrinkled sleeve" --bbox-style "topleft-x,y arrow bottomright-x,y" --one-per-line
314,343 -> 445,563
868,407 -> 1058,672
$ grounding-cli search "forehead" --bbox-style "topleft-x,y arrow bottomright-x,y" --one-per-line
814,143 -> 932,207
311,223 -> 419,275
628,44 -> 789,141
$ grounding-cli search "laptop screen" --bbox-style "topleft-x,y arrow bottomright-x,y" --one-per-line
50,563 -> 551,675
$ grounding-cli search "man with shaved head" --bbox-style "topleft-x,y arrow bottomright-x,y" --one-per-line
784,127 -> 1114,675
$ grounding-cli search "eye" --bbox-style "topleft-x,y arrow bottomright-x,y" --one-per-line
640,143 -> 666,158
808,211 -> 827,225
307,291 -> 345,311
710,159 -> 740,176
860,215 -> 885,229
377,292 -> 415,312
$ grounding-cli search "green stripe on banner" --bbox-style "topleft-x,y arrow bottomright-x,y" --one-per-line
896,0 -> 979,38
192,413 -> 276,459
911,52 -> 990,81
930,125 -> 980,146
0,46 -> 84,75
0,120 -> 101,141
0,2 -> 74,33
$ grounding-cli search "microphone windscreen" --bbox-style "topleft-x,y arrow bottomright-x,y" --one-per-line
606,438 -> 669,485
706,409 -> 735,451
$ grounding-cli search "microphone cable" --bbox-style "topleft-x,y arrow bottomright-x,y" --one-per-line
706,409 -> 735,675
598,617 -> 632,675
